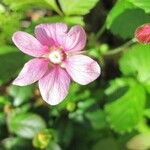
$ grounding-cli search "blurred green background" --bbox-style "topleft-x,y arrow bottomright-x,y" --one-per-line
0,0 -> 150,149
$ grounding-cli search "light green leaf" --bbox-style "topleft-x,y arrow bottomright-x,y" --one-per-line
119,44 -> 150,85
3,137 -> 31,150
44,0 -> 62,15
106,0 -> 150,39
59,0 -> 99,15
47,142 -> 61,150
40,16 -> 84,26
33,129 -> 56,149
8,112 -> 46,139
3,0 -> 54,10
85,110 -> 107,130
105,78 -> 146,133
127,134 -> 150,150
8,85 -> 34,106
127,0 -> 150,13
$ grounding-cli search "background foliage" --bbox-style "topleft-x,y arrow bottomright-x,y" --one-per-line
0,0 -> 150,149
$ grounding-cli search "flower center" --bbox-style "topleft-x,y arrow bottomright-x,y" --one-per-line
48,48 -> 65,64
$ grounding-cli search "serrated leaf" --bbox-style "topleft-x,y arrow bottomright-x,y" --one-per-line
106,0 -> 150,39
59,0 -> 99,15
119,44 -> 150,85
105,78 -> 146,133
8,112 -> 46,139
127,0 -> 150,13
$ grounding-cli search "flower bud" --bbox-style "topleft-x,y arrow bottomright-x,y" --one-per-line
135,23 -> 150,44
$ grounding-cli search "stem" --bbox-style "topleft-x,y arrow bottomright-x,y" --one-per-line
96,23 -> 106,39
104,38 -> 136,56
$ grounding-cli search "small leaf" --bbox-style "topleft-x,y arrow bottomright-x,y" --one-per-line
47,142 -> 61,150
2,137 -> 31,150
59,0 -> 99,15
105,78 -> 146,133
8,112 -> 46,139
33,129 -> 56,149
8,85 -> 34,106
127,134 -> 150,150
85,110 -> 107,130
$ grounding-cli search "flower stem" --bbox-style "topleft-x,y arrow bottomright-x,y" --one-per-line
96,23 -> 106,39
104,38 -> 137,56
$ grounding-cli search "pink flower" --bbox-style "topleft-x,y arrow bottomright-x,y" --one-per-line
135,23 -> 150,44
12,23 -> 101,105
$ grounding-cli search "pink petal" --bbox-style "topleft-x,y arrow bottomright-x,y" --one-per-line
65,55 -> 100,85
63,25 -> 86,52
35,23 -> 68,47
13,58 -> 49,86
135,23 -> 150,44
12,31 -> 49,57
38,66 -> 70,105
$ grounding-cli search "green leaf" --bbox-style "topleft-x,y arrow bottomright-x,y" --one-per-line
8,112 -> 46,139
59,0 -> 99,15
85,110 -> 107,130
0,46 -> 26,84
47,142 -> 61,150
8,85 -> 34,106
0,12 -> 22,44
44,0 -> 62,15
40,16 -> 84,26
119,44 -> 150,85
106,0 -> 134,29
106,0 -> 150,39
127,134 -> 150,150
105,78 -> 146,133
92,138 -> 119,150
2,137 -> 32,150
3,0 -> 51,10
127,0 -> 150,13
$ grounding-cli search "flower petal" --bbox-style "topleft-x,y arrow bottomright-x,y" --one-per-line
13,58 -> 49,86
38,66 -> 70,105
65,55 -> 100,85
63,25 -> 86,52
12,31 -> 49,57
35,23 -> 68,47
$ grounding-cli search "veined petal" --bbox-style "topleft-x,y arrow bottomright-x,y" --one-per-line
12,31 -> 49,57
35,23 -> 68,47
13,58 -> 49,86
63,25 -> 86,52
38,66 -> 70,105
65,55 -> 100,85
